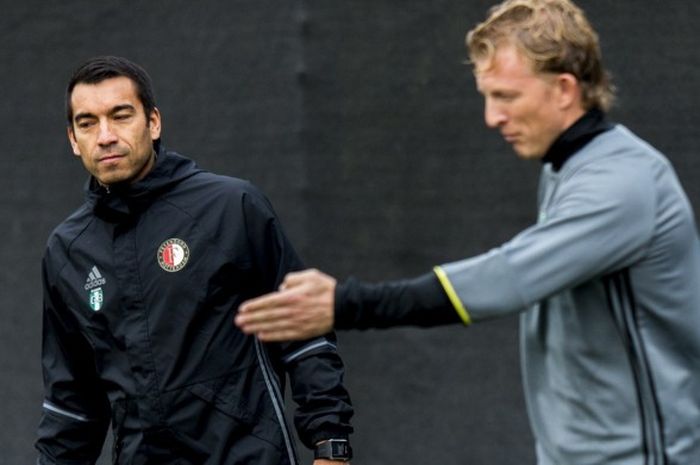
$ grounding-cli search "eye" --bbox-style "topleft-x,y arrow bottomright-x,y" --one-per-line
496,92 -> 518,102
113,113 -> 132,121
76,120 -> 95,129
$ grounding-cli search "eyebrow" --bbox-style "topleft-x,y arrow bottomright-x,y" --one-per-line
73,104 -> 137,122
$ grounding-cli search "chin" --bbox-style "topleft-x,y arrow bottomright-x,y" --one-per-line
96,172 -> 132,186
513,150 -> 534,160
514,148 -> 544,160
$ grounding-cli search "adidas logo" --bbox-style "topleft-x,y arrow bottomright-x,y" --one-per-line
84,266 -> 107,290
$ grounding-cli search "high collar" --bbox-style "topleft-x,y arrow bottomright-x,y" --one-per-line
86,147 -> 202,222
542,108 -> 614,172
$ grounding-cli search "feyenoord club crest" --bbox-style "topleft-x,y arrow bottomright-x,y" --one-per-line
157,238 -> 190,272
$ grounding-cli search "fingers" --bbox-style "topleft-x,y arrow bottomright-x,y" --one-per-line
236,288 -> 315,337
257,328 -> 310,342
235,306 -> 294,333
235,300 -> 329,342
236,292 -> 298,333
238,288 -> 297,315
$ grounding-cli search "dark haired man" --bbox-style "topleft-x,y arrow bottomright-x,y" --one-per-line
36,56 -> 354,465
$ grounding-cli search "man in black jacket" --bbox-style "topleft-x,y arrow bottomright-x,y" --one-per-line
36,56 -> 354,465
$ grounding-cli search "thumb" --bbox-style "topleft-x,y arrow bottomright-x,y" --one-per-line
279,268 -> 318,291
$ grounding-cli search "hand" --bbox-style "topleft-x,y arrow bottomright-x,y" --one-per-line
235,269 -> 337,341
313,460 -> 351,465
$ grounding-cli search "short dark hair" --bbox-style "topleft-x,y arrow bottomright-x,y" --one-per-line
66,56 -> 158,125
66,56 -> 160,150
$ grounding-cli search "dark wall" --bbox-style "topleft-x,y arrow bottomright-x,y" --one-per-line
1,1 -> 698,464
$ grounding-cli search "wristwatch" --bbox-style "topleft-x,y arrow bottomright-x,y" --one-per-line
314,438 -> 353,461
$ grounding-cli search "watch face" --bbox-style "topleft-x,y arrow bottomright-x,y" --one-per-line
315,439 -> 352,461
331,441 -> 350,457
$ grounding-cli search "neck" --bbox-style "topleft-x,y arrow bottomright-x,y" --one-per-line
542,108 -> 614,171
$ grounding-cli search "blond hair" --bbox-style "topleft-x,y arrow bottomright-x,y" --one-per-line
467,0 -> 614,111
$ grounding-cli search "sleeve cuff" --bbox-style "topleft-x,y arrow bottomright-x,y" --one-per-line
433,266 -> 471,325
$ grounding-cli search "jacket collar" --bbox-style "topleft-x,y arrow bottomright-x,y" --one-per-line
86,146 -> 202,222
542,108 -> 614,172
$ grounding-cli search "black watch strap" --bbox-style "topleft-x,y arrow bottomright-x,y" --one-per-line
314,438 -> 353,461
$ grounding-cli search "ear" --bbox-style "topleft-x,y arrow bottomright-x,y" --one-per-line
555,73 -> 582,111
67,126 -> 81,156
148,107 -> 162,141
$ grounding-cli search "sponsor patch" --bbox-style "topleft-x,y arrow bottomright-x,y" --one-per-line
85,265 -> 106,290
89,287 -> 104,311
85,266 -> 106,311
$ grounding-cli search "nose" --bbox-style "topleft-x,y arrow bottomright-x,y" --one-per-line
484,99 -> 507,129
97,120 -> 118,146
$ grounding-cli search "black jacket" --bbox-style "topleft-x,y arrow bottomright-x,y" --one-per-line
36,149 -> 353,465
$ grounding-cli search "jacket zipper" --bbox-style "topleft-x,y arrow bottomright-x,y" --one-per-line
254,338 -> 298,465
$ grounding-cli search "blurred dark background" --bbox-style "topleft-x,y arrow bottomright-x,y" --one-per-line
2,1 -> 698,464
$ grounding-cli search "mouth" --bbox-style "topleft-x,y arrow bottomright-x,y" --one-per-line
502,133 -> 519,144
97,153 -> 125,164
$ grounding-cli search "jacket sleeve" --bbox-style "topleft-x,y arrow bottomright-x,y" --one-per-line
437,158 -> 657,322
242,186 -> 354,448
334,272 -> 461,329
36,255 -> 111,465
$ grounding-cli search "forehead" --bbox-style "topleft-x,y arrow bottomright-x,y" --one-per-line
474,45 -> 539,91
70,76 -> 142,115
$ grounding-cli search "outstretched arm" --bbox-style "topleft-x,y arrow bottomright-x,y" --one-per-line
236,268 -> 462,341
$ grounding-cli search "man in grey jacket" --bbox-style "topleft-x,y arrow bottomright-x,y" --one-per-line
236,0 -> 700,463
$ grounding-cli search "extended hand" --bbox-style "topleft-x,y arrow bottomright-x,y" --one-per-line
235,269 -> 337,341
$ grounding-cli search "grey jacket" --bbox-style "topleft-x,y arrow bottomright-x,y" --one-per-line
439,125 -> 700,464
